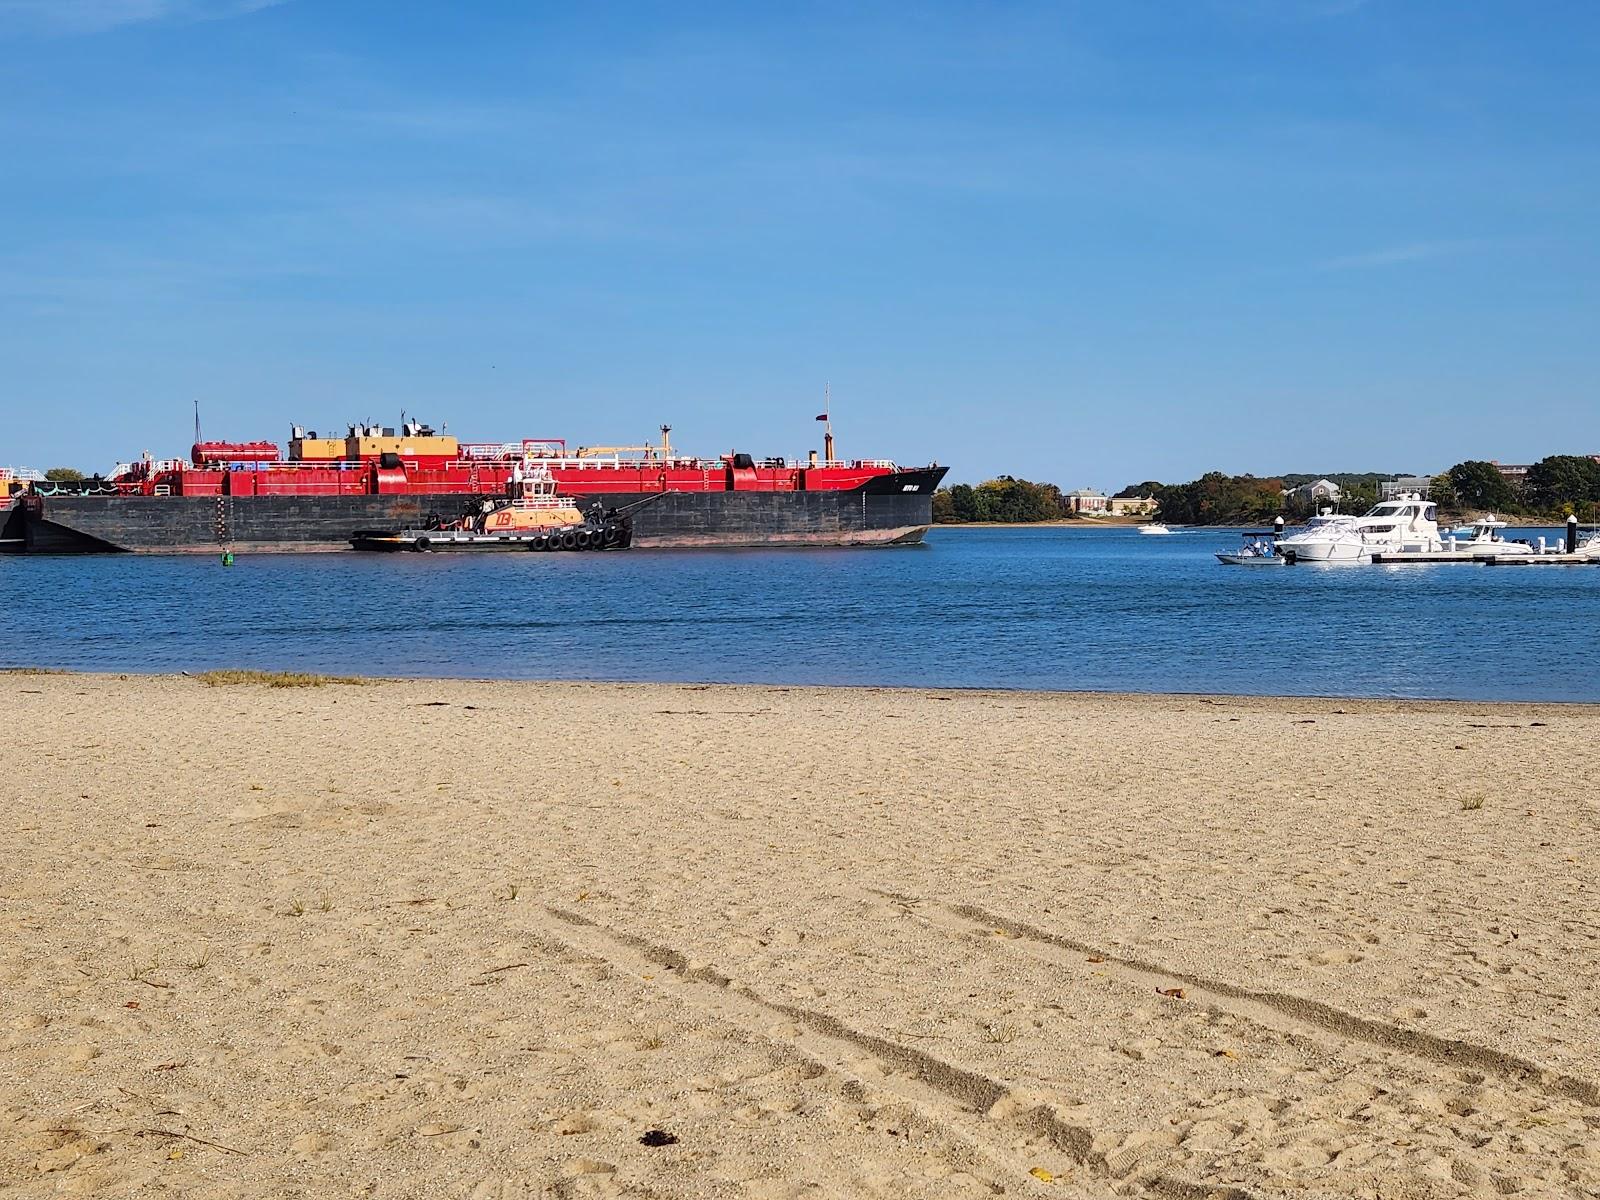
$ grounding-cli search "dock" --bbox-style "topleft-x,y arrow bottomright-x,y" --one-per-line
1371,550 -> 1600,565
1483,554 -> 1600,566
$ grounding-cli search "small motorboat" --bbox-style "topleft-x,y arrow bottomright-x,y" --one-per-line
1216,533 -> 1285,566
351,461 -> 665,552
1137,522 -> 1173,535
1444,515 -> 1533,556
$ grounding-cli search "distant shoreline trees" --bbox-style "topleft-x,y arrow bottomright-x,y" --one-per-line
933,477 -> 1073,523
932,455 -> 1600,525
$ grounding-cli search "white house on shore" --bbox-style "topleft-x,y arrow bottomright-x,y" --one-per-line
1108,495 -> 1156,516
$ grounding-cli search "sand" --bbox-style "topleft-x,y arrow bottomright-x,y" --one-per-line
3,674 -> 1598,1198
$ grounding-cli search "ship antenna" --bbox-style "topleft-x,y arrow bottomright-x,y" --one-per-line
194,399 -> 202,445
822,385 -> 835,464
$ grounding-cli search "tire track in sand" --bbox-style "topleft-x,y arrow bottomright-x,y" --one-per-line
541,905 -> 1259,1200
871,888 -> 1600,1110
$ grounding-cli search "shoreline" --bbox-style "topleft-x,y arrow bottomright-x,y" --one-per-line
6,666 -> 1600,709
935,517 -> 1593,529
933,518 -> 1149,528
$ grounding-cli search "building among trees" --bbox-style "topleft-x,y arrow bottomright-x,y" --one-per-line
1379,475 -> 1435,499
1064,488 -> 1108,514
1283,478 -> 1341,506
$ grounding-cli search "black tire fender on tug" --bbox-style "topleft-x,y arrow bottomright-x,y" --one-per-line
414,535 -> 431,552
530,534 -> 549,551
560,530 -> 579,550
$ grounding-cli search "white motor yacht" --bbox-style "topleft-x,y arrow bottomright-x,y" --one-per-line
1277,494 -> 1441,562
1137,522 -> 1172,535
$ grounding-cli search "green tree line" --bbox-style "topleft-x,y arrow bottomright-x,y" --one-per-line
932,454 -> 1600,526
1150,473 -> 1286,525
932,477 -> 1075,523
1440,456 -> 1600,517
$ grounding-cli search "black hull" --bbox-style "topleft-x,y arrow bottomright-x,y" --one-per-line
350,518 -> 635,552
7,469 -> 947,554
1,501 -> 22,551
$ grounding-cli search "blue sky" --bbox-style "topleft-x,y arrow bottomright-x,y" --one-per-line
2,1 -> 1597,487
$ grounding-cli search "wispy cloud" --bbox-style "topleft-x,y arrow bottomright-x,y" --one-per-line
0,0 -> 286,37
1317,238 -> 1510,271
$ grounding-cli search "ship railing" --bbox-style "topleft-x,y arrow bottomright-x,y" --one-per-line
457,442 -> 523,460
201,460 -> 368,471
772,459 -> 898,470
434,455 -> 902,472
457,441 -> 568,461
423,453 -> 903,473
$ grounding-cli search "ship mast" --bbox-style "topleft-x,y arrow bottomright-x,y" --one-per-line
821,385 -> 835,464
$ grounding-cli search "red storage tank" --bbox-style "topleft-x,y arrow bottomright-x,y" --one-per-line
193,441 -> 279,465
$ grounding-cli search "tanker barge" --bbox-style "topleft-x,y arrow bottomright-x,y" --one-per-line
8,420 -> 946,554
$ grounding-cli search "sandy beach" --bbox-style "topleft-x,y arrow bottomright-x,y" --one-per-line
4,673 -> 1598,1198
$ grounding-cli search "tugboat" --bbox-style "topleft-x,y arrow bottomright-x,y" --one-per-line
350,460 -> 662,552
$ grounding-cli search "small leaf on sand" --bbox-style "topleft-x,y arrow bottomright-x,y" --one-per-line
1029,1165 -> 1054,1182
1158,987 -> 1187,999
1086,955 -> 1106,964
1214,1048 -> 1238,1059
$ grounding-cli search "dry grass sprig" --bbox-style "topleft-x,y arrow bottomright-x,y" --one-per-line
197,670 -> 366,689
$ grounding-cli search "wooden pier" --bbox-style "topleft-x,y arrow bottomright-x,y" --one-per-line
1371,549 -> 1600,565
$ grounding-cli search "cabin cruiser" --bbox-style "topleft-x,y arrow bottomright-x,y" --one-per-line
1137,522 -> 1173,535
1276,494 -> 1441,562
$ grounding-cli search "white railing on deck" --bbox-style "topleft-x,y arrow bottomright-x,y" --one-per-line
174,452 -> 903,475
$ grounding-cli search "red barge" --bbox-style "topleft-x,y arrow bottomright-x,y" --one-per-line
8,419 -> 946,554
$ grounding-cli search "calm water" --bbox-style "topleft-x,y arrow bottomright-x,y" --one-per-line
4,526 -> 1598,700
